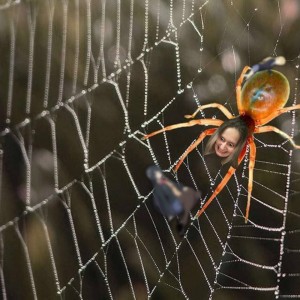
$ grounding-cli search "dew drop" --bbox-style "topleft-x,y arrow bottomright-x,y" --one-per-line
187,82 -> 193,89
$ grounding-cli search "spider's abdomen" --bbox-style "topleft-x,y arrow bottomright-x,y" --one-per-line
240,70 -> 290,123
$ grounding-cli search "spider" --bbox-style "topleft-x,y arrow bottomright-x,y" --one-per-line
143,57 -> 300,222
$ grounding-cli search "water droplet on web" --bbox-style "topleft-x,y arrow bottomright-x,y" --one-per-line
198,68 -> 202,73
187,82 -> 193,89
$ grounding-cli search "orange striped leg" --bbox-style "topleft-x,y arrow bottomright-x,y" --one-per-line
194,144 -> 247,219
255,125 -> 300,149
236,66 -> 251,114
184,103 -> 234,120
257,104 -> 300,126
245,137 -> 256,223
174,128 -> 217,171
194,166 -> 236,218
143,119 -> 223,140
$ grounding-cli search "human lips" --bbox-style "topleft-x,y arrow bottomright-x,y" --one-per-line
215,145 -> 228,156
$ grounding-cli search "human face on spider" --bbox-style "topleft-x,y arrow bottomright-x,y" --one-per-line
214,127 -> 241,158
204,117 -> 249,168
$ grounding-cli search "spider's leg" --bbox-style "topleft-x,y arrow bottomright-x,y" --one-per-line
174,128 -> 217,171
143,119 -> 223,139
257,104 -> 300,126
245,137 -> 256,223
194,145 -> 247,219
184,103 -> 234,120
236,66 -> 251,114
194,166 -> 236,218
255,125 -> 300,149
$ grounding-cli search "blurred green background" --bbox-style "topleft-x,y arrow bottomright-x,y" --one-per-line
0,0 -> 300,299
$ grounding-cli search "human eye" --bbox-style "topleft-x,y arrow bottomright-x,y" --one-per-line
228,143 -> 235,148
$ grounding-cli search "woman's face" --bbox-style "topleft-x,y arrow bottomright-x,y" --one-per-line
214,127 -> 241,158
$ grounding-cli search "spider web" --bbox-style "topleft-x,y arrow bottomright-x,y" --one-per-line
0,0 -> 300,299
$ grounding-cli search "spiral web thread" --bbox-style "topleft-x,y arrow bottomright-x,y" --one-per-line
0,0 -> 299,299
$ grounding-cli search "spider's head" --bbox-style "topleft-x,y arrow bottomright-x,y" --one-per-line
204,117 -> 249,168
240,69 -> 290,124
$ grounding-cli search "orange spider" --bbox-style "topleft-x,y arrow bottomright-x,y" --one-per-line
143,57 -> 300,222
